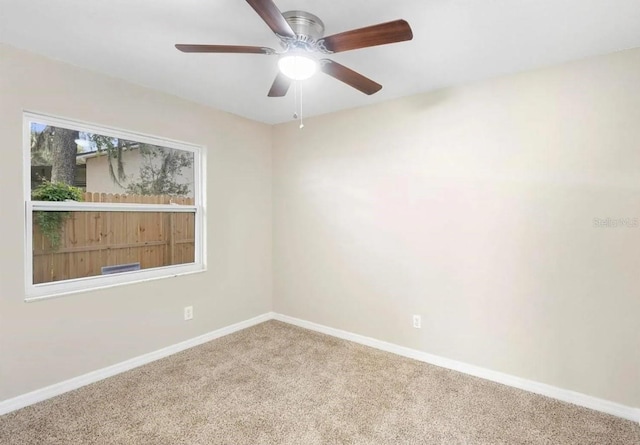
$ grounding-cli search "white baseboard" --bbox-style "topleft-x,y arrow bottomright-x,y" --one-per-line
2,311 -> 638,425
273,313 -> 640,424
0,312 -> 274,416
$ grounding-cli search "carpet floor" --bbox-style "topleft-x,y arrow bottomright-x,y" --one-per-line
0,320 -> 638,444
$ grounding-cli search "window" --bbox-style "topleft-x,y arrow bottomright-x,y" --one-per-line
24,112 -> 205,301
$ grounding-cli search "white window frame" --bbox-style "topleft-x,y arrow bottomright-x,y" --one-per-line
23,111 -> 206,301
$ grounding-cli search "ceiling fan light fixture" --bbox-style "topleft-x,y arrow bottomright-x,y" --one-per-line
278,54 -> 318,80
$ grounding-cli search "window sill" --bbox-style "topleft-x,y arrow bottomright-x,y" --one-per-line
25,264 -> 206,302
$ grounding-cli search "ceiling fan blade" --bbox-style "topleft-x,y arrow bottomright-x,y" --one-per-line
320,59 -> 382,95
268,72 -> 292,97
321,20 -> 413,53
175,44 -> 275,54
245,0 -> 296,39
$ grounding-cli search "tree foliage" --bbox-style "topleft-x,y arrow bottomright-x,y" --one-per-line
126,146 -> 193,196
90,134 -> 128,187
32,181 -> 84,249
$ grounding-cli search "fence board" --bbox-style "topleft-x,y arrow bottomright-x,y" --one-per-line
32,194 -> 196,284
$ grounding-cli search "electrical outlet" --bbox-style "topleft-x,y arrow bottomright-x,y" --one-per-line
184,306 -> 193,321
412,314 -> 421,329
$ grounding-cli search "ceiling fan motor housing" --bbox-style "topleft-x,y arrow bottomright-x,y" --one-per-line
282,10 -> 325,47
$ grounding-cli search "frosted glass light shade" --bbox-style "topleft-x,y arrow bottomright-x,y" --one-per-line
278,55 -> 318,80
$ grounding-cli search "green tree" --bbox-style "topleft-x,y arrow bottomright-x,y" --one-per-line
32,126 -> 79,185
90,134 -> 128,187
31,181 -> 84,249
126,146 -> 193,196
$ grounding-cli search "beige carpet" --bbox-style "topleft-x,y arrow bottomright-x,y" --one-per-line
0,321 -> 638,445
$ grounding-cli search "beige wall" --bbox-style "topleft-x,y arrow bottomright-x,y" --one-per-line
0,44 -> 272,400
2,42 -> 639,410
273,48 -> 640,407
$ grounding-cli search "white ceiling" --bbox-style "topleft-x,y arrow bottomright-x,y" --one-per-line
2,0 -> 640,124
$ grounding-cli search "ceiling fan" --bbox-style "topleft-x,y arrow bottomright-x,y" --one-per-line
175,0 -> 413,97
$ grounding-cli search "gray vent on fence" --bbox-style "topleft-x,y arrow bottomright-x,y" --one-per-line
101,262 -> 141,275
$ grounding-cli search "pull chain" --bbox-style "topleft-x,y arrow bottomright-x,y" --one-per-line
299,81 -> 304,129
293,81 -> 304,129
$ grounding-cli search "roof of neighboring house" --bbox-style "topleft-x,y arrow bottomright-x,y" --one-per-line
75,145 -> 140,163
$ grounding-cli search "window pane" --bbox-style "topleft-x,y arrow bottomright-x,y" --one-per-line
32,210 -> 196,284
30,122 -> 195,202
25,113 -> 203,299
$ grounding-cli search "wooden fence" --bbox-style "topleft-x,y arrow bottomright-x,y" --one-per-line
33,193 -> 195,284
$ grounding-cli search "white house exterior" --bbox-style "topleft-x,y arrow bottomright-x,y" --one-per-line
81,147 -> 194,197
